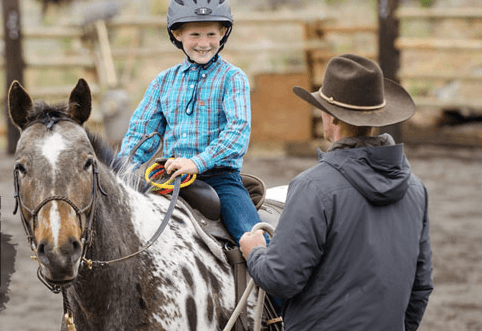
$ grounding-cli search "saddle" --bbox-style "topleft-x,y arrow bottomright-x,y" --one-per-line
172,172 -> 283,331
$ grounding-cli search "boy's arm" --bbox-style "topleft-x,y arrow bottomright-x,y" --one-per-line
118,78 -> 166,167
191,70 -> 251,173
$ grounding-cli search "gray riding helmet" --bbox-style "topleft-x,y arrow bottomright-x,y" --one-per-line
167,0 -> 233,52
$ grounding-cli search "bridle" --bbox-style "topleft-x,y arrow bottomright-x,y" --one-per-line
13,117 -> 181,295
13,116 -> 107,293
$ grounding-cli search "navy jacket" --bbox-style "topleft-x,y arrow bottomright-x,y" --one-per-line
248,143 -> 433,331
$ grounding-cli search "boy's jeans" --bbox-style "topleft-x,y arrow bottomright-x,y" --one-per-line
198,167 -> 262,244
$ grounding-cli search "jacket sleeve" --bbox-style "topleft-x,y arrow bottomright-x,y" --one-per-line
405,185 -> 434,331
247,177 -> 327,300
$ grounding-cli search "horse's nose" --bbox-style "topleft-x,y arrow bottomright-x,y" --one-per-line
37,238 -> 82,271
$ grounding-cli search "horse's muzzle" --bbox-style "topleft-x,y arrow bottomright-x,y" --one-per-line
37,237 -> 82,282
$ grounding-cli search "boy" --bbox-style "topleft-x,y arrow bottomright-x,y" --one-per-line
119,0 -> 261,244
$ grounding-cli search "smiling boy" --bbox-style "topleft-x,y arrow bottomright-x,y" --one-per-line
119,0 -> 262,244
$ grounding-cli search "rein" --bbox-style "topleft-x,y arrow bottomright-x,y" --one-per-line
83,175 -> 182,269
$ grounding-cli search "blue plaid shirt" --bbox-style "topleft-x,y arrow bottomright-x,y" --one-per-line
118,56 -> 251,173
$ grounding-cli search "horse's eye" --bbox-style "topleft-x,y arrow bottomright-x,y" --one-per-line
84,157 -> 94,170
15,163 -> 27,175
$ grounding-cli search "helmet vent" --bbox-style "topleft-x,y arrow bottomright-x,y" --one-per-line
195,7 -> 212,15
174,0 -> 184,5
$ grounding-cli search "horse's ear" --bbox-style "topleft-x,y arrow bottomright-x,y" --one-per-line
8,81 -> 33,131
69,78 -> 92,125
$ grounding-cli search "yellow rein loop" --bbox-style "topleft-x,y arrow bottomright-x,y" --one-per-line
144,161 -> 197,190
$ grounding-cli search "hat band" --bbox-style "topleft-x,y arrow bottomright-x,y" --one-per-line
319,89 -> 386,111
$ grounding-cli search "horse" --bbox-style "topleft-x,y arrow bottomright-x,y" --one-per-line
8,79 -> 284,330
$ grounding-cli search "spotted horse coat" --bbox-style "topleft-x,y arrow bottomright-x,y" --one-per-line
8,79 -> 263,331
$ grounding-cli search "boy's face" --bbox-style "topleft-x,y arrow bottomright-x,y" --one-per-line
172,21 -> 227,64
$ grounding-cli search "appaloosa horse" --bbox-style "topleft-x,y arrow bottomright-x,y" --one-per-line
8,79 -> 277,330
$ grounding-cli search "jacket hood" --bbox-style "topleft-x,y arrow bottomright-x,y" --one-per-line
319,143 -> 412,206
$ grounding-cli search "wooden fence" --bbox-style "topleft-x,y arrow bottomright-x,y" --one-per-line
0,12 -> 329,101
396,7 -> 482,113
2,6 -> 482,147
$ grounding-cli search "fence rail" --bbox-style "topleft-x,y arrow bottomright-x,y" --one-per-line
396,7 -> 482,113
397,7 -> 482,19
1,12 -> 329,102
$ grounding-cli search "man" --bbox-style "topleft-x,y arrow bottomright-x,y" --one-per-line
240,54 -> 433,331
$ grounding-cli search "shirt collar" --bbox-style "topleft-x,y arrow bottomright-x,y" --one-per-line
181,55 -> 221,72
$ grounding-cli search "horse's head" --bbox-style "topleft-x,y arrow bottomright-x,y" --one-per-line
9,79 -> 99,286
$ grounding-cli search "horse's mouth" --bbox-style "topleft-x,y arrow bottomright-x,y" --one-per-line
44,277 -> 75,286
39,268 -> 76,287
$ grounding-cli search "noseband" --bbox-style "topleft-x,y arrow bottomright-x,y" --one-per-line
12,116 -> 107,292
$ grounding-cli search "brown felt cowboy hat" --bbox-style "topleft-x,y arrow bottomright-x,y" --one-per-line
293,54 -> 415,127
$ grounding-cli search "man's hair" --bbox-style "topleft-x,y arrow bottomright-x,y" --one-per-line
336,119 -> 374,137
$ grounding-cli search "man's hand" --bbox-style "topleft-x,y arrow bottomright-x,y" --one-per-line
240,230 -> 266,260
164,157 -> 199,180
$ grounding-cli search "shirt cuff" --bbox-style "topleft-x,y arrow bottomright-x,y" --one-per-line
191,155 -> 209,174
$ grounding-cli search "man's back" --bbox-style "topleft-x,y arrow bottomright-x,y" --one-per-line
247,143 -> 433,331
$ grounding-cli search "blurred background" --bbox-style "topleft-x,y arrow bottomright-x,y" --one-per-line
1,1 -> 482,330
2,0 -> 482,152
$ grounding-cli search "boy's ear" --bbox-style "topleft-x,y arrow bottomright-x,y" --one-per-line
171,29 -> 183,42
220,25 -> 227,37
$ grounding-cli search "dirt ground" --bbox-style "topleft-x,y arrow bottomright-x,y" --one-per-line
0,143 -> 481,331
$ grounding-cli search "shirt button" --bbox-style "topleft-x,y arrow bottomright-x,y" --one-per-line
201,74 -> 206,78
183,133 -> 187,138
190,84 -> 194,88
186,109 -> 191,114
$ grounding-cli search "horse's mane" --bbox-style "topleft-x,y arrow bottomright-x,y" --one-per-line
86,130 -> 150,193
28,101 -> 71,125
85,130 -> 123,172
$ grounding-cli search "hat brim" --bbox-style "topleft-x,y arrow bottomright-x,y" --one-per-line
293,78 -> 415,127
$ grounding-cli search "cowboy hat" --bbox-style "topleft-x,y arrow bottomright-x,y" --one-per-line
293,54 -> 415,127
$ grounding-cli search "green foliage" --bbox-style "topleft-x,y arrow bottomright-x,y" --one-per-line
420,0 -> 434,7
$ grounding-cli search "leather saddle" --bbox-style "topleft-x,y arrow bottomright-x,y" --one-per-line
178,173 -> 282,244
150,158 -> 282,244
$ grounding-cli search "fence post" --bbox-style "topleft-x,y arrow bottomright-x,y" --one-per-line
378,0 -> 402,143
2,0 -> 23,154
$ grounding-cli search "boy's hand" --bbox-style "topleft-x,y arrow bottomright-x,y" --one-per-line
165,157 -> 199,180
240,230 -> 266,260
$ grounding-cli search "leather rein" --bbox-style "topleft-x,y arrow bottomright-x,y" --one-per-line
13,117 -> 180,293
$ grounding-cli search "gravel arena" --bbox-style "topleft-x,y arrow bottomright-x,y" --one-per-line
1,143 -> 482,331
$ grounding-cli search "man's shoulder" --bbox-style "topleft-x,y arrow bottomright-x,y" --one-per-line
291,160 -> 341,187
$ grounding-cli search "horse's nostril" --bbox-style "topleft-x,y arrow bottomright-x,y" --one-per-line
38,242 -> 45,255
70,238 -> 82,262
37,240 -> 50,265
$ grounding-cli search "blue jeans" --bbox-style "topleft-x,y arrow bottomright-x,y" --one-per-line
198,168 -> 262,244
